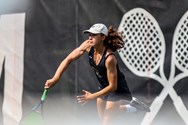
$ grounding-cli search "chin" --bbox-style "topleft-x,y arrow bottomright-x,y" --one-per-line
90,43 -> 95,47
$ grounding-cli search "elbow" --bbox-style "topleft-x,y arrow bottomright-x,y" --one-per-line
110,85 -> 117,92
113,86 -> 117,92
65,57 -> 74,64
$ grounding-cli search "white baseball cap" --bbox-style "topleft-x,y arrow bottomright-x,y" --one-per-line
83,23 -> 108,36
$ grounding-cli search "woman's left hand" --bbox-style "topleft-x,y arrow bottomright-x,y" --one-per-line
76,90 -> 95,105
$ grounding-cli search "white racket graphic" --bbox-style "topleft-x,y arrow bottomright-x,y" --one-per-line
118,8 -> 166,82
118,8 -> 166,122
140,10 -> 188,125
118,8 -> 188,125
166,10 -> 188,123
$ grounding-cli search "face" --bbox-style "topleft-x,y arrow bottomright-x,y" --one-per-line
88,33 -> 105,47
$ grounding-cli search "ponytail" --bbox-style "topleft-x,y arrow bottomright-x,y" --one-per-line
103,26 -> 125,52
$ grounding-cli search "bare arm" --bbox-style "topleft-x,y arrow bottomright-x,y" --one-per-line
92,54 -> 118,98
77,54 -> 118,103
45,40 -> 91,89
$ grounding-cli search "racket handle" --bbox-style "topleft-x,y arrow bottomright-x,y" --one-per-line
41,89 -> 48,101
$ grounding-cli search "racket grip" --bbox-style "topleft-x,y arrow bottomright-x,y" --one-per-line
41,89 -> 48,101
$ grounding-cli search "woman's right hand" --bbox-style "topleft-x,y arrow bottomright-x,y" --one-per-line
44,77 -> 58,89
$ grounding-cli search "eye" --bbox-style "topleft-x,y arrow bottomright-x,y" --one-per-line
89,33 -> 98,37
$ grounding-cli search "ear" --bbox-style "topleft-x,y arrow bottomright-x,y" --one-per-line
101,35 -> 106,41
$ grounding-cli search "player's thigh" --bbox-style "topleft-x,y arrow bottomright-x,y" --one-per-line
104,101 -> 121,117
97,98 -> 106,119
102,101 -> 121,125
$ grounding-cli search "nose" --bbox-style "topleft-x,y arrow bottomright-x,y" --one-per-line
89,36 -> 92,40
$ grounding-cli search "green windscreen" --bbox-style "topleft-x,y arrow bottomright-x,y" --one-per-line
19,111 -> 43,125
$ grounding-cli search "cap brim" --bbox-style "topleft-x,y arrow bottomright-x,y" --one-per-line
83,29 -> 100,34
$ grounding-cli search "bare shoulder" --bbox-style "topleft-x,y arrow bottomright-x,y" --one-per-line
105,50 -> 117,68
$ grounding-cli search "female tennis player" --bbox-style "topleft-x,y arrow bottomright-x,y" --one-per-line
44,23 -> 150,125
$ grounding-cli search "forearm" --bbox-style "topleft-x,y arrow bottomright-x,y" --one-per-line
52,58 -> 70,82
52,48 -> 84,82
76,85 -> 116,104
92,85 -> 117,99
45,49 -> 81,89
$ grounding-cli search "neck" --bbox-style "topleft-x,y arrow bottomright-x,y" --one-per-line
94,45 -> 106,54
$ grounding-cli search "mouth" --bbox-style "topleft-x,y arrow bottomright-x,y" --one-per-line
89,40 -> 94,44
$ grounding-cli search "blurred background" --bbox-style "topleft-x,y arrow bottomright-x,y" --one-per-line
0,0 -> 188,125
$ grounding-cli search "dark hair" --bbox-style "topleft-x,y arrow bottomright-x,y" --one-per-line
103,26 -> 125,52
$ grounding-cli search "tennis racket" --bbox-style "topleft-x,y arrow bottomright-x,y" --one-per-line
19,89 -> 48,125
118,8 -> 188,125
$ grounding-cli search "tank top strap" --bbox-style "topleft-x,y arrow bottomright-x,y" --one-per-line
105,53 -> 115,59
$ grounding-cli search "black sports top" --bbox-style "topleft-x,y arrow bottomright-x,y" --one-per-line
88,47 -> 127,89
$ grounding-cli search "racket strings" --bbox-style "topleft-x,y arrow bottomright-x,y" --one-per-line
119,10 -> 164,74
174,14 -> 188,71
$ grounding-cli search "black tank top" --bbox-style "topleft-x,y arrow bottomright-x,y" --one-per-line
88,47 -> 127,89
